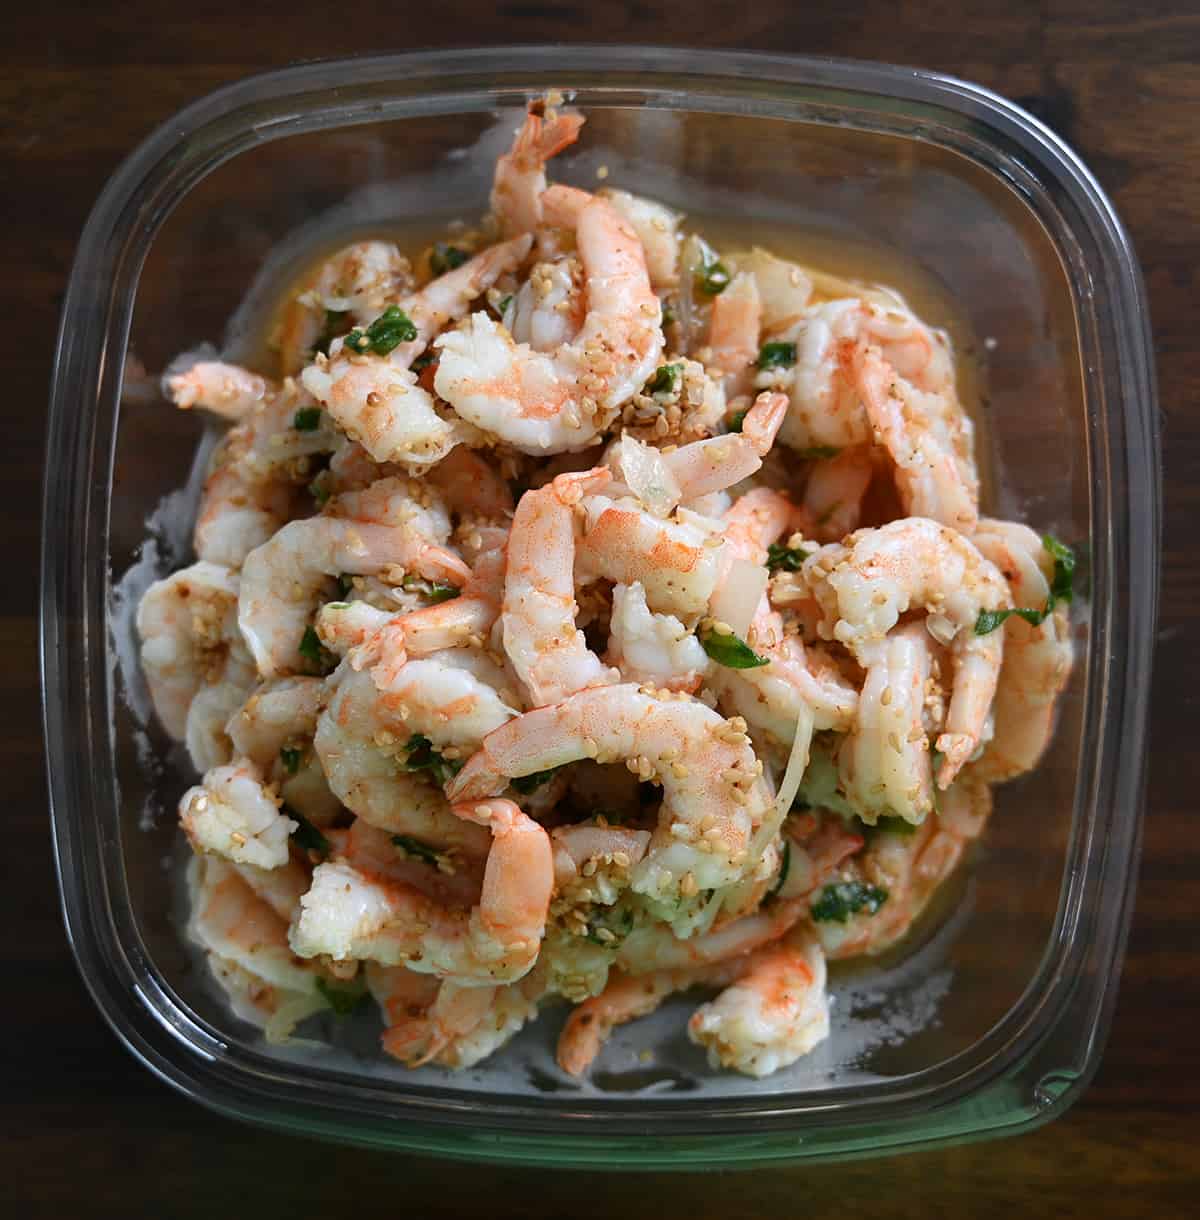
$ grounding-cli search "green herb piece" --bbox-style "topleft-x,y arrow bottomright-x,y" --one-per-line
343,305 -> 418,356
696,259 -> 731,296
308,474 -> 331,506
766,542 -> 809,573
391,834 -> 442,867
727,409 -> 747,433
312,309 -> 350,358
495,293 -> 514,317
430,242 -> 470,276
336,574 -> 354,598
1043,534 -> 1076,605
661,303 -> 676,327
757,341 -> 797,370
699,625 -> 770,669
293,406 -> 322,431
280,746 -> 302,775
854,814 -> 917,840
767,842 -> 791,899
810,880 -> 889,923
583,905 -> 635,948
289,809 -> 331,857
298,625 -> 334,672
400,733 -> 463,787
511,767 -> 562,795
401,574 -> 461,604
410,351 -> 436,373
316,977 -> 368,1017
645,362 -> 683,395
793,445 -> 842,461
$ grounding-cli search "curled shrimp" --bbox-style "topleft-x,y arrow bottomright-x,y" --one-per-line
448,684 -> 773,903
502,467 -> 619,707
605,581 -> 709,692
491,102 -> 585,236
166,360 -> 272,421
707,271 -> 762,384
970,519 -> 1074,780
801,445 -> 875,542
179,759 -> 297,870
290,798 -> 553,984
300,236 -> 532,465
434,186 -> 663,454
803,518 -> 1009,786
601,188 -> 681,292
509,256 -> 586,353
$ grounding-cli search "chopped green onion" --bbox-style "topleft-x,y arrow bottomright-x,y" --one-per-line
757,341 -> 797,370
401,574 -> 460,604
292,406 -> 322,431
430,243 -> 470,276
727,409 -> 747,433
336,574 -> 354,598
661,303 -> 677,327
696,259 -> 731,296
976,534 -> 1076,634
316,977 -> 368,1017
410,351 -> 436,373
298,625 -> 333,671
855,814 -> 917,839
280,746 -> 302,775
699,625 -> 769,669
793,445 -> 842,461
766,542 -> 809,573
343,305 -> 418,356
400,734 -> 462,787
810,881 -> 889,923
289,809 -> 331,857
308,474 -> 331,506
391,834 -> 442,867
312,309 -> 349,358
511,767 -> 562,795
645,362 -> 683,395
767,842 -> 791,899
495,293 -> 514,317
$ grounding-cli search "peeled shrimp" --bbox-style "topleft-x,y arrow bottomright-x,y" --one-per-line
448,684 -> 773,902
491,103 -> 585,236
300,236 -> 532,465
688,924 -> 829,1077
707,271 -> 762,381
605,581 -> 708,692
166,360 -> 272,421
434,187 -> 663,454
509,256 -> 586,353
502,467 -> 619,706
803,518 -> 1009,786
178,759 -> 297,870
801,446 -> 875,542
601,188 -> 681,291
290,798 -> 553,984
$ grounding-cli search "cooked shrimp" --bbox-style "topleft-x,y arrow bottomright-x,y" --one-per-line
448,684 -> 773,902
434,188 -> 663,454
801,445 -> 875,542
503,467 -> 620,706
688,924 -> 829,1077
707,271 -> 762,380
970,520 -> 1075,781
238,511 -> 469,677
839,621 -> 937,825
601,188 -> 681,291
425,444 -> 515,523
166,360 -> 272,420
300,236 -> 532,465
727,248 -> 813,333
179,759 -> 297,869
226,676 -> 327,768
491,102 -> 585,236
137,561 -> 256,762
290,798 -> 553,984
605,581 -> 709,692
509,256 -> 586,353
804,518 -> 1009,786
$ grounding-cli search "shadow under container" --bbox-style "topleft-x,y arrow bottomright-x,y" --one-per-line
42,48 -> 1159,1167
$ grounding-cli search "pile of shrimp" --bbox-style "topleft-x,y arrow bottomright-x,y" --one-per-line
138,97 -> 1074,1079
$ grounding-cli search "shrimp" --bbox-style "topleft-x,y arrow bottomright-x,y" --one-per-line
502,467 -> 620,706
707,271 -> 762,381
425,445 -> 515,523
839,621 -> 937,825
816,775 -> 991,959
801,446 -> 875,542
290,798 -> 553,984
688,924 -> 829,1077
300,236 -> 533,465
434,187 -> 663,454
509,256 -> 586,353
726,248 -> 813,333
277,240 -> 413,375
313,658 -> 516,857
188,857 -> 325,1039
448,684 -> 774,902
166,360 -> 271,421
970,520 -> 1075,781
803,518 -> 1009,787
600,188 -> 681,291
226,676 -> 327,768
136,561 -> 256,764
491,102 -> 585,236
605,581 -> 709,692
178,759 -> 297,869
237,508 -> 470,677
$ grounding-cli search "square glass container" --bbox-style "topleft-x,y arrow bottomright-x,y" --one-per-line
42,48 -> 1159,1167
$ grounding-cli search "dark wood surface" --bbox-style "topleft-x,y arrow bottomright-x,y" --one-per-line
7,2 -> 1197,1214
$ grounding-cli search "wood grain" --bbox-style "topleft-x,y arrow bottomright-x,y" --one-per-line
7,1 -> 1197,1214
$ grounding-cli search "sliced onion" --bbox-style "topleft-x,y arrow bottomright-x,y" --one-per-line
612,434 -> 682,518
709,557 -> 767,638
775,701 -> 816,822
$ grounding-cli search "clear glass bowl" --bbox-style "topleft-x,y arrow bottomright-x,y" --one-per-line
41,48 -> 1159,1166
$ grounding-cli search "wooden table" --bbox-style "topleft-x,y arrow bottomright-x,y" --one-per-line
8,2 -> 1196,1214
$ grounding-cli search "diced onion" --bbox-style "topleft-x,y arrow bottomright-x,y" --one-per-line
775,701 -> 815,821
708,558 -> 767,638
612,434 -> 682,518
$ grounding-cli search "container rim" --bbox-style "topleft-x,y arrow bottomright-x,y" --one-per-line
41,46 -> 1159,1168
